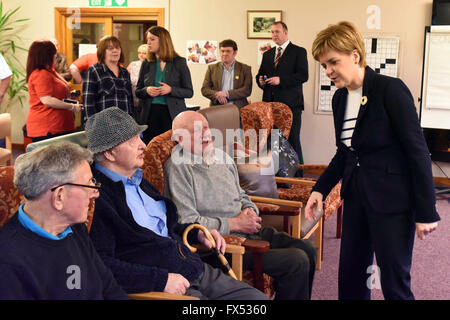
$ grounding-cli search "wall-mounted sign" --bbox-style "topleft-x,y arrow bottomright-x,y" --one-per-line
89,0 -> 128,7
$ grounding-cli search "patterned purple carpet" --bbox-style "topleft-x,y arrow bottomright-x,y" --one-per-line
311,193 -> 450,300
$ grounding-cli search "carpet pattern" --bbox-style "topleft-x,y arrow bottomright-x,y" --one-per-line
311,194 -> 450,300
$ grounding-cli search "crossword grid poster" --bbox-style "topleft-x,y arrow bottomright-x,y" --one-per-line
317,37 -> 399,112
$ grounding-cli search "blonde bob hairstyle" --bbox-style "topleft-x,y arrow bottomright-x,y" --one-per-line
312,21 -> 367,67
146,26 -> 179,62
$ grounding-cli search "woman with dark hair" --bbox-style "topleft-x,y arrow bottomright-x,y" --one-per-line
136,26 -> 193,144
26,40 -> 82,142
83,35 -> 134,119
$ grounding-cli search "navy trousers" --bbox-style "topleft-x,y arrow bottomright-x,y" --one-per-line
338,167 -> 416,300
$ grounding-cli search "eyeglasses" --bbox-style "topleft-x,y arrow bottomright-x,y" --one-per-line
50,178 -> 101,192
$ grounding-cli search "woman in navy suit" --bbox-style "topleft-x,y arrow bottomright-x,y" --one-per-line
306,21 -> 440,300
136,26 -> 193,144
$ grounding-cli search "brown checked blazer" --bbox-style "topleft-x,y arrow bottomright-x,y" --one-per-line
201,60 -> 252,109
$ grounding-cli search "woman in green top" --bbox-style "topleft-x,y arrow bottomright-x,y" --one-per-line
136,26 -> 194,144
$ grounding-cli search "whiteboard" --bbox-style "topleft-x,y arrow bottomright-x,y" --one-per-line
420,27 -> 450,130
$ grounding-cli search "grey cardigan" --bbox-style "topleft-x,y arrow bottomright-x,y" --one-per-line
164,146 -> 258,236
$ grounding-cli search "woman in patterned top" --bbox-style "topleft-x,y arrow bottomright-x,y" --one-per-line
83,36 -> 134,120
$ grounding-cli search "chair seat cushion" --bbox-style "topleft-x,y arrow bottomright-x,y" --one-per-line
277,180 -> 313,202
277,180 -> 342,220
242,271 -> 275,299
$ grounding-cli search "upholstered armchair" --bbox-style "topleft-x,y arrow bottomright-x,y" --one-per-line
0,166 -> 24,228
240,101 -> 344,264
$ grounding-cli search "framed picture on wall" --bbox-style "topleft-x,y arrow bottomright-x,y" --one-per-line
247,10 -> 282,39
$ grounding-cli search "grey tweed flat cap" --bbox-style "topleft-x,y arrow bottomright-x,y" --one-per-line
85,107 -> 147,154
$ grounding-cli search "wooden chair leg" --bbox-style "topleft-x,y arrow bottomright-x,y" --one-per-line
336,205 -> 343,239
252,253 -> 265,293
283,216 -> 291,234
314,217 -> 323,270
321,218 -> 324,261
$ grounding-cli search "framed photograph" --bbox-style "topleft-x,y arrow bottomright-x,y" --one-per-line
247,10 -> 282,39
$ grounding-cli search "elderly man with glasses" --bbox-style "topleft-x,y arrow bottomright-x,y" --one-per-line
0,142 -> 128,299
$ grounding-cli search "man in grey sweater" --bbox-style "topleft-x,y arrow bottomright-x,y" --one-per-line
164,111 -> 317,300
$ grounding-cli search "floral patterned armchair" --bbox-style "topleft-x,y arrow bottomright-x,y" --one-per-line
0,166 -> 24,228
241,101 -> 344,265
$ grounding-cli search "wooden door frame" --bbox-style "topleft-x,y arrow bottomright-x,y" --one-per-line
54,7 -> 164,62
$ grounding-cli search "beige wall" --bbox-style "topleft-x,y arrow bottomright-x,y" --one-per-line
4,0 -> 449,175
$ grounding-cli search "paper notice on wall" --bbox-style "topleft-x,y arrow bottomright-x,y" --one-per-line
186,40 -> 218,64
425,33 -> 450,110
78,44 -> 97,57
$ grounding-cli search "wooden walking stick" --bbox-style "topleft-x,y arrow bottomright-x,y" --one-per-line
182,224 -> 238,280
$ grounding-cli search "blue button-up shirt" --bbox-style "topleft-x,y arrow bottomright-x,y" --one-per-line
95,163 -> 169,237
18,203 -> 73,240
222,61 -> 235,104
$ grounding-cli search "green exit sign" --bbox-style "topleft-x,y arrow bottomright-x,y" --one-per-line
89,0 -> 128,7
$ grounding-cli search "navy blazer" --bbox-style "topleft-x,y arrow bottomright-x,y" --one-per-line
135,56 -> 193,123
313,67 -> 440,223
256,42 -> 308,109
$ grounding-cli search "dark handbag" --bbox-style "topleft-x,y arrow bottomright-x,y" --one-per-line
268,126 -> 300,188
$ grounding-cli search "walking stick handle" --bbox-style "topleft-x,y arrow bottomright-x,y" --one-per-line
182,224 -> 238,280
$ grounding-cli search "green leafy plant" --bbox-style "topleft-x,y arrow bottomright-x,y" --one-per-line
0,1 -> 29,113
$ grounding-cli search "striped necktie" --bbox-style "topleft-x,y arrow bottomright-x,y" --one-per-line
274,47 -> 282,67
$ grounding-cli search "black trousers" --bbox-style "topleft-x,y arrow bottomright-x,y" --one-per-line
142,103 -> 173,145
339,167 -> 416,300
243,226 -> 317,300
288,106 -> 303,167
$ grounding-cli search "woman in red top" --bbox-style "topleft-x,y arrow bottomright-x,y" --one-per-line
26,40 -> 83,142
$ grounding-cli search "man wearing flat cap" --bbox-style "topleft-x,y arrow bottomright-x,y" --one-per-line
85,107 -> 267,299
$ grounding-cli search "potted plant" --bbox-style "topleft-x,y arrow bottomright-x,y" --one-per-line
0,1 -> 29,114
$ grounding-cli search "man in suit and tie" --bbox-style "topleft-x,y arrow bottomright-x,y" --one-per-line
201,39 -> 252,109
256,22 -> 309,175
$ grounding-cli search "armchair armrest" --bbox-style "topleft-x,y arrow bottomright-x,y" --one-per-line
275,177 -> 316,187
298,164 -> 328,175
249,195 -> 303,239
242,239 -> 270,253
128,292 -> 200,300
249,195 -> 302,208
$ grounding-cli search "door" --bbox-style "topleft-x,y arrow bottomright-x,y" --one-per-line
55,8 -> 164,65
66,16 -> 113,64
